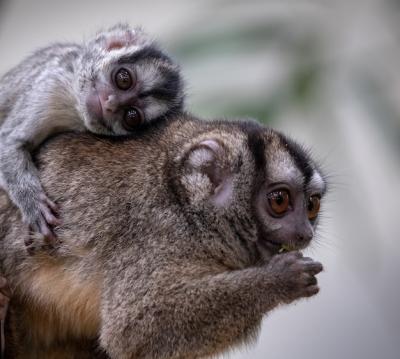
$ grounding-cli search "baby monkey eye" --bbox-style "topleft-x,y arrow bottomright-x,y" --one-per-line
307,195 -> 321,221
122,107 -> 144,131
267,190 -> 290,216
115,68 -> 134,90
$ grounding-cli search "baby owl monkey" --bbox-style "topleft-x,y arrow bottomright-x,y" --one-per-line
0,23 -> 184,245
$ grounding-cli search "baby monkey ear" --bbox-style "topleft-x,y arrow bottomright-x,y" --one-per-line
104,27 -> 146,51
185,139 -> 234,207
105,32 -> 135,51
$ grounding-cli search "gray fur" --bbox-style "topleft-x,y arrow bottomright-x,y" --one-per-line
0,23 -> 184,240
0,114 -> 325,358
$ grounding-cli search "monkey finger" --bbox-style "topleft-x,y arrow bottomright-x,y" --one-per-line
268,251 -> 303,272
39,203 -> 62,227
303,285 -> 320,298
299,272 -> 317,286
302,260 -> 323,275
279,250 -> 303,262
38,216 -> 53,236
306,275 -> 317,286
29,218 -> 56,246
288,251 -> 303,260
278,251 -> 304,268
39,193 -> 60,214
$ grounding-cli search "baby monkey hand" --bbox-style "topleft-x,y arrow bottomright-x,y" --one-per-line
22,192 -> 61,253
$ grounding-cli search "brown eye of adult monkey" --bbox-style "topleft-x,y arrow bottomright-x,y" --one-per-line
267,189 -> 290,216
114,68 -> 134,90
307,195 -> 321,220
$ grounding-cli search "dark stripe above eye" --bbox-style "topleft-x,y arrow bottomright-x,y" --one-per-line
236,120 -> 266,171
140,71 -> 181,100
118,45 -> 172,65
279,134 -> 313,186
141,71 -> 181,100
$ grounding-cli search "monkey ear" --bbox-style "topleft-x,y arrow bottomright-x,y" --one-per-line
105,33 -> 135,51
185,139 -> 233,207
103,27 -> 143,51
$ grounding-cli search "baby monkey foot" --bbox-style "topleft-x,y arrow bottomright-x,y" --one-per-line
0,277 -> 10,321
24,194 -> 62,253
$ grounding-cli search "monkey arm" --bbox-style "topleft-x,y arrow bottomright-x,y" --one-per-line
0,98 -> 80,241
0,136 -> 59,238
100,262 -> 284,359
0,137 -> 43,210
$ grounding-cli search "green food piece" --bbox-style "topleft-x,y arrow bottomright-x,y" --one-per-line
279,244 -> 294,253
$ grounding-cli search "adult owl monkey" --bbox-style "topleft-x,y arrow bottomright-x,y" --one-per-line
0,113 -> 326,358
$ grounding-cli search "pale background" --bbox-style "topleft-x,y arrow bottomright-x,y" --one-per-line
0,0 -> 399,358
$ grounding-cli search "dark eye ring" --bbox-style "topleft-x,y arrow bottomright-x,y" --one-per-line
307,195 -> 321,221
267,189 -> 290,216
115,68 -> 135,90
122,107 -> 144,131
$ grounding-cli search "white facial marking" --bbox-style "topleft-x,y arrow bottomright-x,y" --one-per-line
308,170 -> 325,193
136,62 -> 164,92
145,102 -> 169,120
267,147 -> 303,186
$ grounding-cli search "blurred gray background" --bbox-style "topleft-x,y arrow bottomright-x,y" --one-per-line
0,0 -> 399,358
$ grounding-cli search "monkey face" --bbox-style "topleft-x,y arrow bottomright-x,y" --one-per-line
174,122 -> 327,258
80,24 -> 184,136
254,173 -> 325,255
84,65 -> 145,135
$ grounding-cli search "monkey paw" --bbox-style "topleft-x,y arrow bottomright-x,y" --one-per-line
0,276 -> 11,321
267,251 -> 323,303
23,193 -> 62,253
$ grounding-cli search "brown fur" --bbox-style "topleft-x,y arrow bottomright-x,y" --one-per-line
0,114 -> 325,358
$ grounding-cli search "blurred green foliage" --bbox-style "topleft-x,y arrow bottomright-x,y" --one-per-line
170,20 -> 322,124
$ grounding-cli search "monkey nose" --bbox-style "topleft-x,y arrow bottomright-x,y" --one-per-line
104,95 -> 119,113
296,224 -> 313,243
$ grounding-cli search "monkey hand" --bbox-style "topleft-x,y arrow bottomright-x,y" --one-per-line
0,276 -> 11,321
267,251 -> 323,304
21,192 -> 61,253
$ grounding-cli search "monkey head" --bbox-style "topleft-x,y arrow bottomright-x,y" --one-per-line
77,23 -> 184,136
172,120 -> 327,260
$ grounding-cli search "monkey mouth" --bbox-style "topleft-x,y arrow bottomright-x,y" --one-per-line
260,239 -> 283,254
260,238 -> 303,254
